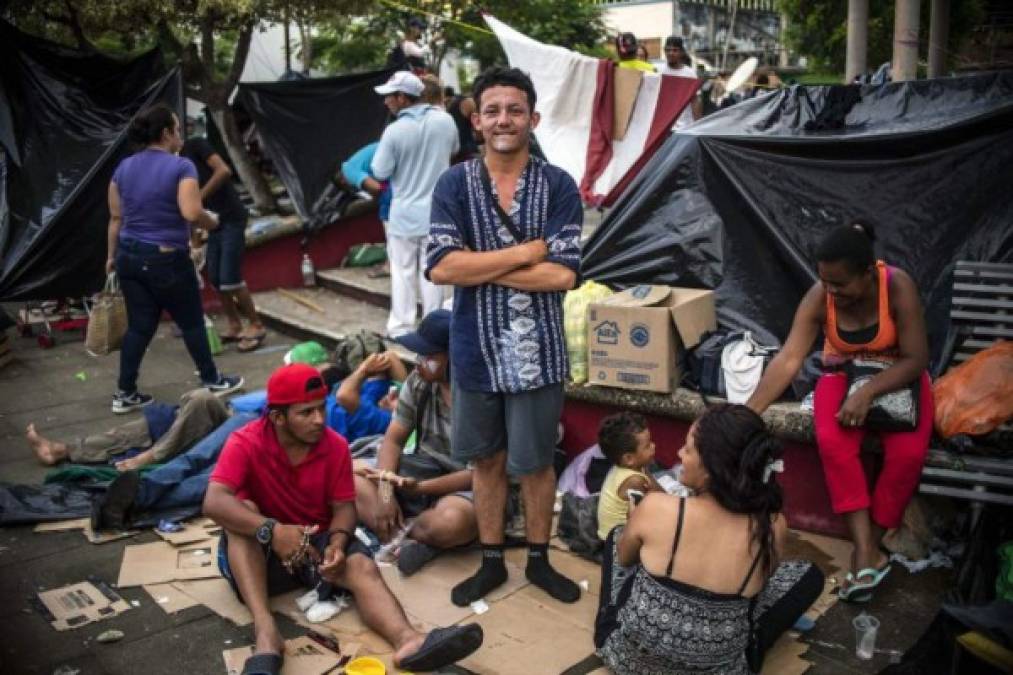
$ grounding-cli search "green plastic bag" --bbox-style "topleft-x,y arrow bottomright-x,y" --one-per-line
343,243 -> 387,268
997,541 -> 1013,601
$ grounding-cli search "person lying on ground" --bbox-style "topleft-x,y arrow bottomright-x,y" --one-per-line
203,363 -> 483,674
745,223 -> 931,603
596,404 -> 824,674
353,310 -> 477,576
595,412 -> 663,540
330,351 -> 405,443
27,389 -> 229,471
92,410 -> 257,531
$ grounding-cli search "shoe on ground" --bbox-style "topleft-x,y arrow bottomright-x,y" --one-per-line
204,374 -> 244,396
112,391 -> 154,414
92,470 -> 140,532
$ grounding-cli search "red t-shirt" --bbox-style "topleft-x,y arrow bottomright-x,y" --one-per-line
209,417 -> 355,530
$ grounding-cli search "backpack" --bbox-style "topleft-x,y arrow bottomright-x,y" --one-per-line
331,330 -> 386,380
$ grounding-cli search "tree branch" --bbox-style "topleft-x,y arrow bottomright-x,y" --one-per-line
223,21 -> 253,94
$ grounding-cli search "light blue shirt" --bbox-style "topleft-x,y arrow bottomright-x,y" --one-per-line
371,104 -> 459,238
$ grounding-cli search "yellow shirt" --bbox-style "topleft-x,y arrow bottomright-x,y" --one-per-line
597,465 -> 650,539
618,59 -> 656,73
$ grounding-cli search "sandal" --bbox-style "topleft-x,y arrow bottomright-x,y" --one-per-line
838,562 -> 891,602
220,333 -> 241,344
237,333 -> 267,353
399,624 -> 484,671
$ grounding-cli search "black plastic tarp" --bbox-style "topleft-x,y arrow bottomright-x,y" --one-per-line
0,23 -> 182,300
236,69 -> 392,229
582,72 -> 1013,368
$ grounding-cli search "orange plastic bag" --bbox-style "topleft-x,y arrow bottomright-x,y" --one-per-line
933,341 -> 1013,438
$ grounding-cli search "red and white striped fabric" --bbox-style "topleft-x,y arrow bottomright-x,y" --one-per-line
484,15 -> 700,206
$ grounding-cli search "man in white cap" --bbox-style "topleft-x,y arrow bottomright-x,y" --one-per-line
371,71 -> 459,338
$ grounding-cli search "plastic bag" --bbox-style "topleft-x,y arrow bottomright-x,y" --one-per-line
564,281 -> 613,384
933,341 -> 1013,438
85,274 -> 127,357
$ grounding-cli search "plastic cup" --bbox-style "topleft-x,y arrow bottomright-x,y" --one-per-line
852,612 -> 880,660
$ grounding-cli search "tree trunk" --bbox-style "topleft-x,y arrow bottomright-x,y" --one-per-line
210,104 -> 277,214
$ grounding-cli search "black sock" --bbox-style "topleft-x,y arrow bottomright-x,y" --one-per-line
451,544 -> 508,607
526,543 -> 580,603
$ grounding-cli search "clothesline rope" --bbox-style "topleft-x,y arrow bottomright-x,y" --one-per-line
377,0 -> 495,37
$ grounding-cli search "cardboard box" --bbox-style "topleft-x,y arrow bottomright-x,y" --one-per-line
116,538 -> 221,587
587,285 -> 715,393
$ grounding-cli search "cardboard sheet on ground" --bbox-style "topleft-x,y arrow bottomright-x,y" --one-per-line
170,578 -> 302,626
222,636 -> 353,675
457,590 -> 596,675
117,538 -> 221,587
760,633 -> 812,675
143,583 -> 201,613
155,517 -> 221,546
37,581 -> 131,631
34,518 -> 89,532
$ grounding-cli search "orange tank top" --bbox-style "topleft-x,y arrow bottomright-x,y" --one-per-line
823,260 -> 899,364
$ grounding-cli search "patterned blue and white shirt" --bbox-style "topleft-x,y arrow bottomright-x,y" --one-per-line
426,157 -> 583,394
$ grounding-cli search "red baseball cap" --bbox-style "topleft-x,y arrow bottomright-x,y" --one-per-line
266,363 -> 328,406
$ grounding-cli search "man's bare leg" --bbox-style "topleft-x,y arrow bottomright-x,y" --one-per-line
218,291 -> 244,339
353,474 -> 383,533
26,425 -> 70,465
337,554 -> 424,663
451,452 -> 508,606
336,553 -> 482,669
231,288 -> 265,338
398,496 -> 477,576
224,502 -> 285,657
519,464 -> 579,602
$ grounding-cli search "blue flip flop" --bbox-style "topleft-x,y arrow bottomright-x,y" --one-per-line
838,563 -> 891,602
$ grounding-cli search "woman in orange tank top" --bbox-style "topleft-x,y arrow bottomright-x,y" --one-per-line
745,224 -> 933,603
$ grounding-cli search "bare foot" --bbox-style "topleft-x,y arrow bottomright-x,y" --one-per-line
392,629 -> 426,667
115,450 -> 154,472
26,424 -> 68,465
254,622 -> 286,656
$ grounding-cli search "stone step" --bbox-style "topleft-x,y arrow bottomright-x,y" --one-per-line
252,286 -> 414,363
316,266 -> 392,309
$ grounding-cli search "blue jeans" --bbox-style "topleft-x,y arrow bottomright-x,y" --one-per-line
135,413 -> 257,510
206,219 -> 247,292
116,238 -> 218,393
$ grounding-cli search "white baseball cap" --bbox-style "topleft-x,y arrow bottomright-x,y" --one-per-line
374,71 -> 424,97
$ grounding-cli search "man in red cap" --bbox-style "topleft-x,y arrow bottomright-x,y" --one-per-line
204,364 -> 482,675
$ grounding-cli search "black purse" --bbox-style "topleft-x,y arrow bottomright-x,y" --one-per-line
842,358 -> 920,432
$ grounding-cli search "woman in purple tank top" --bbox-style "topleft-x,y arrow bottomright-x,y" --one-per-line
106,104 -> 242,414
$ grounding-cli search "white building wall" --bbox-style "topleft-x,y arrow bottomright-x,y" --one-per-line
603,2 -> 673,43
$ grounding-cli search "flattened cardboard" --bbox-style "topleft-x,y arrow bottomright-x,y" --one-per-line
37,581 -> 131,631
143,583 -> 201,614
116,538 -> 221,587
588,285 -> 716,392
174,579 -> 304,627
612,67 -> 643,141
155,517 -> 221,546
84,522 -> 138,545
34,518 -> 88,533
222,636 -> 345,675
457,590 -> 596,675
760,634 -> 812,675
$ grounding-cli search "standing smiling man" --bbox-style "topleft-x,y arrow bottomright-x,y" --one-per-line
426,67 -> 583,606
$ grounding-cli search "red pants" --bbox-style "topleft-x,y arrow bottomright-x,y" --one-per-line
813,372 -> 933,529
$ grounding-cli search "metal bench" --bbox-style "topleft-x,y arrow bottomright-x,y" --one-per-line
920,260 -> 1013,510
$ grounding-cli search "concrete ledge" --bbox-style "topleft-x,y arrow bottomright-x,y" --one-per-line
565,382 -> 816,444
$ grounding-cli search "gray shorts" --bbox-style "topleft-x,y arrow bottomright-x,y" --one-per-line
452,383 -> 564,476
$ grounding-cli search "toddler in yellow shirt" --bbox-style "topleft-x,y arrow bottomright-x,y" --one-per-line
596,412 -> 662,540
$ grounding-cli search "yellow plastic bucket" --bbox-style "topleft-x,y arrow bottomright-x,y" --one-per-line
344,656 -> 386,675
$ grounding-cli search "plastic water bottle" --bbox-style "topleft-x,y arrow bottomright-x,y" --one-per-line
301,253 -> 316,287
204,316 -> 223,355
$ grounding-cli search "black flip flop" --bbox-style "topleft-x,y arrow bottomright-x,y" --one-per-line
236,333 -> 267,353
241,652 -> 282,675
399,624 -> 484,672
220,334 -> 241,344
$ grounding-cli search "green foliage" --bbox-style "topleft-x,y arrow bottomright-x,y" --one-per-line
777,0 -> 986,74
309,0 -> 608,76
